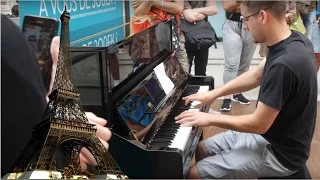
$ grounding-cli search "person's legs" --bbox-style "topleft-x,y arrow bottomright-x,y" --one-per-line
238,28 -> 256,76
186,44 -> 196,74
195,130 -> 241,161
311,19 -> 320,70
302,10 -> 316,40
188,132 -> 295,179
232,28 -> 257,105
175,33 -> 189,73
309,11 -> 320,71
108,53 -> 120,85
188,130 -> 241,178
221,20 -> 243,111
194,47 -> 209,76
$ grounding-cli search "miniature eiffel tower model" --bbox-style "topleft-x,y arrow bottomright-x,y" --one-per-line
3,5 -> 127,180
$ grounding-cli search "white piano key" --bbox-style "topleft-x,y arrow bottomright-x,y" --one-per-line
169,109 -> 198,151
169,86 -> 210,151
197,85 -> 209,93
191,85 -> 210,107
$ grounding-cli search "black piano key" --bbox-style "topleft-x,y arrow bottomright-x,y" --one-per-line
154,134 -> 175,139
178,106 -> 191,110
151,137 -> 173,142
168,110 -> 185,116
185,86 -> 200,92
175,100 -> 191,105
153,135 -> 175,140
157,129 -> 178,134
162,121 -> 177,125
161,122 -> 180,126
152,137 -> 174,142
149,142 -> 171,147
158,126 -> 178,130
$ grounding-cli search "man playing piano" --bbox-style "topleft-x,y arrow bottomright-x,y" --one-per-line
175,1 -> 317,179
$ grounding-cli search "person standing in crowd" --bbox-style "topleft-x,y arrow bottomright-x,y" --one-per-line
1,15 -> 111,177
309,0 -> 320,71
182,0 -> 218,76
175,1 -> 317,178
10,5 -> 19,18
298,1 -> 320,71
316,1 -> 320,70
220,0 -> 257,112
131,0 -> 189,73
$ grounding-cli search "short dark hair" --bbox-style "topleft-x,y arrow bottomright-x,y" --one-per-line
240,1 -> 287,18
11,5 -> 19,16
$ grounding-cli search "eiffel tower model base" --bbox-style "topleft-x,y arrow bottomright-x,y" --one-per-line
3,171 -> 128,179
4,118 -> 127,180
3,170 -> 62,179
3,170 -> 128,179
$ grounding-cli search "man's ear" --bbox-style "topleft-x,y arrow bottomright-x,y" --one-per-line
260,10 -> 268,24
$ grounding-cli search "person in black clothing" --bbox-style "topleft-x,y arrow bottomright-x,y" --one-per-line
175,1 -> 317,179
182,0 -> 218,76
1,15 -> 111,177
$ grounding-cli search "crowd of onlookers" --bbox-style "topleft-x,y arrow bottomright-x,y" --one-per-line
131,0 -> 320,112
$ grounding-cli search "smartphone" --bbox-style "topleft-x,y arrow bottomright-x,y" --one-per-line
22,15 -> 59,93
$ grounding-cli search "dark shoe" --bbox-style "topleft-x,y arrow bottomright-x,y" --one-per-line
220,99 -> 231,111
232,94 -> 250,105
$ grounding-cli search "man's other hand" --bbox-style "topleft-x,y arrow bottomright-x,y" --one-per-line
48,36 -> 60,96
182,91 -> 216,108
175,111 -> 212,127
80,112 -> 112,171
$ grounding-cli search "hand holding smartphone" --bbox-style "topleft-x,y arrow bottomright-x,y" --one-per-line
22,15 -> 59,93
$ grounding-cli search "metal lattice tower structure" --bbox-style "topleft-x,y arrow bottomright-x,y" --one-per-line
6,4 -> 127,179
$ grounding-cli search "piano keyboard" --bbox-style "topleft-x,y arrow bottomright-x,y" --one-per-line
148,85 -> 209,151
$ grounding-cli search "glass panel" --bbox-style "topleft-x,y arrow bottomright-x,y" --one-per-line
71,51 -> 102,105
107,19 -> 173,88
115,54 -> 188,142
70,48 -> 107,118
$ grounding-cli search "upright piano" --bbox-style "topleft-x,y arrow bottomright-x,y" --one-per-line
70,18 -> 215,179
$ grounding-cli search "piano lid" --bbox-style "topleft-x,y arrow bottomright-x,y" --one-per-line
113,52 -> 188,142
106,18 -> 177,92
67,18 -> 178,127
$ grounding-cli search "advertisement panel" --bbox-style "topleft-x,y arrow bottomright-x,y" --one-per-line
19,0 -> 125,46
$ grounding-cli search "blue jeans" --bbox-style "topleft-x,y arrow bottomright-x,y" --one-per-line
302,10 -> 320,53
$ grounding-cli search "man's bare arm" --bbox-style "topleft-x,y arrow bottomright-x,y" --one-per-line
222,0 -> 240,12
133,0 -> 153,16
211,58 -> 266,98
206,101 -> 279,134
193,0 -> 218,16
183,9 -> 206,22
152,0 -> 184,15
